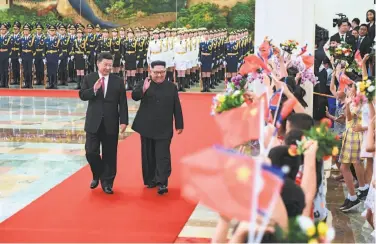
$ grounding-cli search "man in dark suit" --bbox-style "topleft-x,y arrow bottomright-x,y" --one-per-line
355,24 -> 373,58
131,60 -> 184,195
79,52 -> 128,194
330,20 -> 356,50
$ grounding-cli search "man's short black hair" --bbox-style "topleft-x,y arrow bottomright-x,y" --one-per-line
287,113 -> 314,131
360,23 -> 369,30
150,60 -> 166,68
97,52 -> 113,62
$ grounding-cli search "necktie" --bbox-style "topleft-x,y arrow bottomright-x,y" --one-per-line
101,77 -> 105,94
357,37 -> 363,48
340,35 -> 344,42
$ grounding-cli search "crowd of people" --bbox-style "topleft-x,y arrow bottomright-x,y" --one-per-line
203,9 -> 375,243
0,22 -> 253,91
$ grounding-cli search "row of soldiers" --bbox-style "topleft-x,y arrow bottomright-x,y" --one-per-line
0,21 -> 253,91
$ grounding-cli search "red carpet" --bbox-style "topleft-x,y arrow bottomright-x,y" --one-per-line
0,93 -> 222,242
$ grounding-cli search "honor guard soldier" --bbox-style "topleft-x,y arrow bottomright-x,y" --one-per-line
68,24 -> 77,83
44,24 -> 61,89
96,28 -> 112,54
141,28 -> 149,79
135,28 -> 145,83
225,31 -> 240,82
173,30 -> 188,92
118,27 -> 126,79
19,23 -> 35,88
34,23 -> 45,85
111,28 -> 122,76
166,28 -> 175,83
123,28 -> 137,90
71,26 -> 87,89
199,30 -> 213,92
85,24 -> 97,73
58,23 -> 69,85
147,29 -> 163,66
0,22 -> 12,88
10,21 -> 21,85
94,24 -> 102,69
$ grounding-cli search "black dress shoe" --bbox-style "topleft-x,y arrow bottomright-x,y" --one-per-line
146,182 -> 157,188
157,185 -> 168,195
103,186 -> 113,194
90,179 -> 99,189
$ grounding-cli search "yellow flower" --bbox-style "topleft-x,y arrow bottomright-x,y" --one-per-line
308,239 -> 318,244
217,95 -> 225,103
332,146 -> 339,156
317,222 -> 329,237
316,127 -> 321,133
306,226 -> 316,237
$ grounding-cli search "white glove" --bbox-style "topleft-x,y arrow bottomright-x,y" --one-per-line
32,59 -> 35,64
18,58 -> 22,63
94,52 -> 97,56
71,56 -> 74,60
223,61 -> 227,66
198,61 -> 202,66
58,60 -> 61,65
8,58 -> 11,63
84,55 -> 87,59
121,60 -> 125,65
136,60 -> 139,66
43,59 -> 47,64
211,63 -> 214,68
68,57 -> 70,61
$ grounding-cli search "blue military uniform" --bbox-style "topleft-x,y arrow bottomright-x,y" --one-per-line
0,22 -> 12,88
34,23 -> 45,85
44,24 -> 61,89
58,23 -> 70,86
10,21 -> 21,85
20,23 -> 35,88
225,33 -> 240,73
85,24 -> 97,73
199,34 -> 213,92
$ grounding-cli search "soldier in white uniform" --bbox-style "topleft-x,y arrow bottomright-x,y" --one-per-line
147,29 -> 163,67
165,28 -> 175,83
174,30 -> 188,92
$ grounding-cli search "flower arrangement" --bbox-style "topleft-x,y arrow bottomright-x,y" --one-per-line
301,68 -> 318,85
288,118 -> 341,160
346,60 -> 362,75
280,40 -> 299,54
211,90 -> 245,115
352,93 -> 368,107
327,42 -> 353,62
227,74 -> 247,91
356,78 -> 375,102
285,216 -> 335,243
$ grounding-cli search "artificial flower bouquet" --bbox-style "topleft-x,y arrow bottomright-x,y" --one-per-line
328,42 -> 353,62
227,74 -> 247,91
346,60 -> 362,75
356,78 -> 375,102
285,216 -> 335,243
288,118 -> 341,160
211,90 -> 245,114
280,40 -> 299,54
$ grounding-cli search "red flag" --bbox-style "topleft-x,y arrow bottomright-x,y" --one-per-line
269,89 -> 283,111
354,50 -> 362,67
302,55 -> 314,69
215,101 -> 261,147
239,55 -> 271,75
180,146 -> 285,221
338,73 -> 353,92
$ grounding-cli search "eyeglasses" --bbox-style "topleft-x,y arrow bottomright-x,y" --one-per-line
152,70 -> 166,76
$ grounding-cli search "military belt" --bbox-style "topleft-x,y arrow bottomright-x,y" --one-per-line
22,50 -> 32,53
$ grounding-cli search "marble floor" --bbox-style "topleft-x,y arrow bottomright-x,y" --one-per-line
0,95 -> 374,243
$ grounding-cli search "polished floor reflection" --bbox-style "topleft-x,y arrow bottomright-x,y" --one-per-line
0,96 -> 139,222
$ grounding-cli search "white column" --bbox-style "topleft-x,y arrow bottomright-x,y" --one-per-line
255,0 -> 315,116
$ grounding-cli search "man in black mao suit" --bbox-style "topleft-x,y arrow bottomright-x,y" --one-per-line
79,52 -> 128,194
131,60 -> 184,195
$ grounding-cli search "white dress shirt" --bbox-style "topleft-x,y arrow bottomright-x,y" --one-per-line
96,72 -> 109,97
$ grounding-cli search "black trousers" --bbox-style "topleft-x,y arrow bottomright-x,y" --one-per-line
141,136 -> 172,186
85,119 -> 119,187
22,59 -> 32,87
